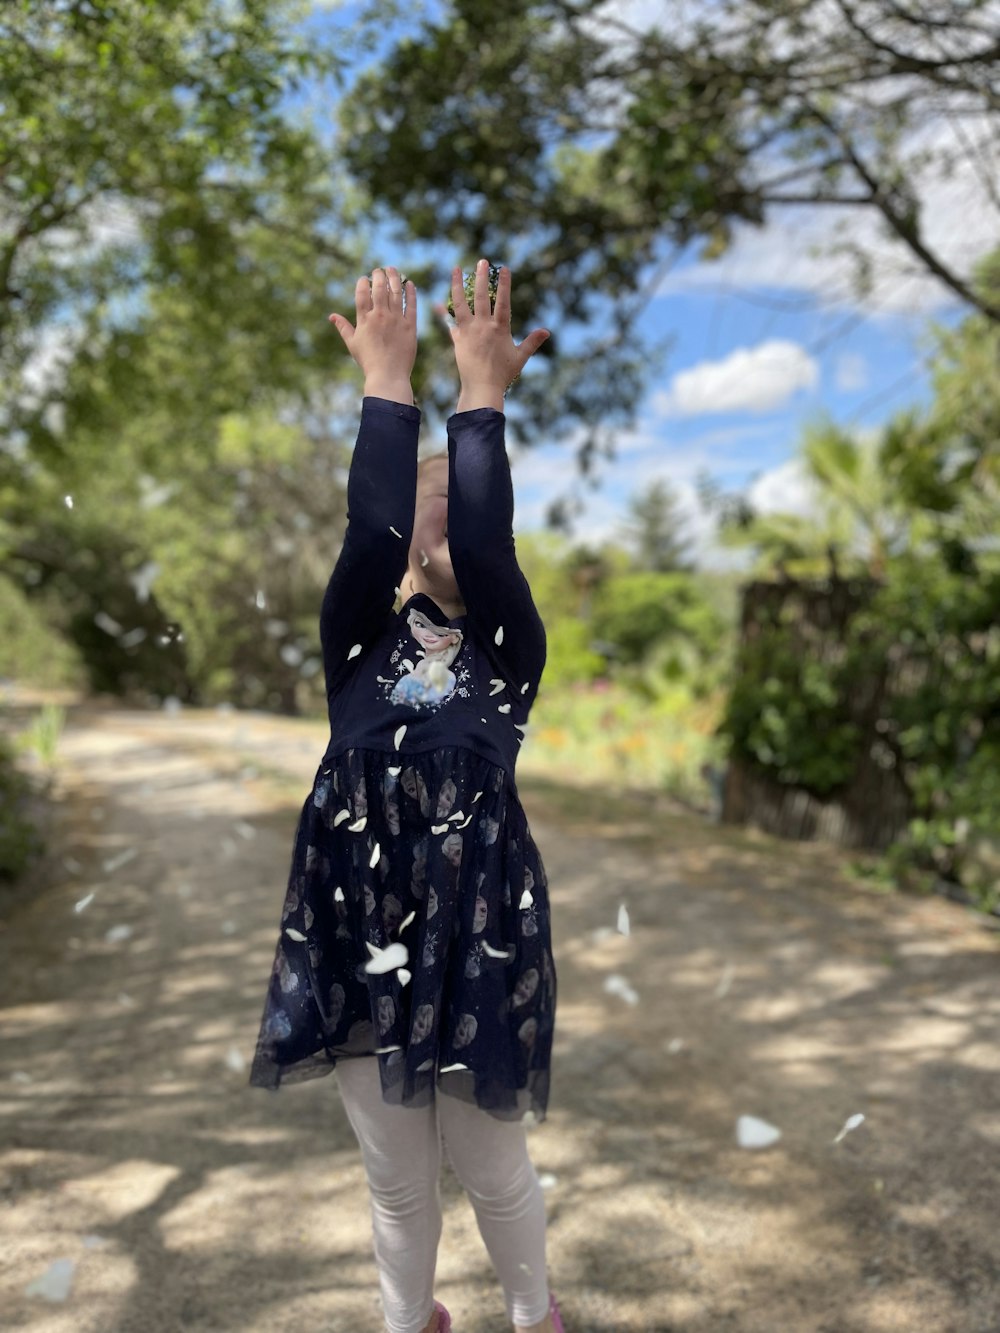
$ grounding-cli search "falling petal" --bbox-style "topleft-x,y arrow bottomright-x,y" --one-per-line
333,809 -> 351,827
538,1173 -> 557,1189
394,724 -> 407,749
364,941 -> 409,975
448,809 -> 465,822
519,889 -> 533,909
24,1257 -> 76,1302
347,643 -> 362,660
399,910 -> 416,932
833,1113 -> 866,1144
374,1044 -> 403,1054
431,822 -> 450,834
617,904 -> 630,935
440,1062 -> 469,1073
482,941 -> 511,959
495,625 -> 503,644
457,812 -> 474,829
105,924 -> 133,943
473,790 -> 483,802
498,703 -> 511,714
419,548 -> 429,567
387,765 -> 402,776
489,679 -> 505,695
225,1043 -> 245,1071
737,1114 -> 782,1149
665,1037 -> 685,1053
481,717 -> 488,723
519,1261 -> 534,1273
398,968 -> 412,986
389,525 -> 403,538
234,820 -> 256,839
74,892 -> 95,913
284,927 -> 307,941
521,681 -> 530,693
347,816 -> 367,832
369,841 -> 381,869
102,847 -> 139,873
334,886 -> 345,902
603,974 -> 639,1005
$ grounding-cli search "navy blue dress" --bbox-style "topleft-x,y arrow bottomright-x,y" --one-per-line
249,397 -> 556,1123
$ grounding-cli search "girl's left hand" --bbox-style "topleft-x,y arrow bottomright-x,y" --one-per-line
438,260 -> 550,392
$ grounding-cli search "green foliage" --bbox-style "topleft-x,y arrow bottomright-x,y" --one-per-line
0,730 -> 44,882
537,616 -> 607,691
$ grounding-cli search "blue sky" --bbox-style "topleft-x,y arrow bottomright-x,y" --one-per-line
295,0 -> 992,571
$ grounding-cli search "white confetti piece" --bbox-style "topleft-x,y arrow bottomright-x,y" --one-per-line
369,841 -> 381,868
225,1043 -> 245,1071
456,812 -> 474,829
284,927 -> 307,941
617,903 -> 630,935
736,1114 -> 782,1149
394,723 -> 407,749
364,941 -> 409,975
387,765 -> 402,776
105,924 -> 133,943
399,910 -> 416,932
416,1056 -> 434,1071
74,892 -> 95,913
398,968 -> 412,987
389,525 -> 403,538
234,820 -> 256,840
377,675 -> 395,683
521,681 -> 530,693
495,624 -> 503,644
603,974 -> 639,1005
518,1260 -> 534,1271
334,886 -> 345,902
419,547 -> 429,567
538,1172 -> 558,1189
348,642 -> 362,659
519,889 -> 533,909
333,809 -> 351,827
448,809 -> 465,822
440,1062 -> 470,1073
402,657 -> 415,671
472,790 -> 483,802
431,822 -> 451,834
482,941 -> 511,959
374,1044 -> 403,1054
481,717 -> 488,723
11,1070 -> 32,1083
24,1257 -> 76,1302
497,703 -> 511,713
347,816 -> 367,832
489,678 -> 506,695
833,1113 -> 866,1144
102,846 -> 139,873
665,1037 -> 685,1053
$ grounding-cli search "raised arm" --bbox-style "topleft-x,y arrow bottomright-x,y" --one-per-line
439,260 -> 552,701
322,267 -> 419,700
445,405 -> 546,703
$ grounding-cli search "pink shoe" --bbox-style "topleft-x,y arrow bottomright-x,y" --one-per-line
433,1299 -> 452,1332
549,1291 -> 565,1332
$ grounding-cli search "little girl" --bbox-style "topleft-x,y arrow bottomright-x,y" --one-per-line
249,261 -> 564,1333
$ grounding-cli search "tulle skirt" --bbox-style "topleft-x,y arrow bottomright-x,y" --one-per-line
249,745 -> 556,1122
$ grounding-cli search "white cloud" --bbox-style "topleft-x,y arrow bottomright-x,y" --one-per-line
652,340 -> 819,417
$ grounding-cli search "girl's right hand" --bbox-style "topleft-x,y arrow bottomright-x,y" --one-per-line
328,267 -> 417,383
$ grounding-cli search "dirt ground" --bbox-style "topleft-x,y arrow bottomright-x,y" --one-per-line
1,689 -> 999,1333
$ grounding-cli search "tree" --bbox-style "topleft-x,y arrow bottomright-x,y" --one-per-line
0,0 -> 349,390
617,477 -> 697,573
336,0 -> 1000,479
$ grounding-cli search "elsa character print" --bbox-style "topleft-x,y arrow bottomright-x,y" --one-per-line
389,607 -> 464,707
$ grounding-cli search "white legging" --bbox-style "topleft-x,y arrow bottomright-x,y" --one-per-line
335,1056 -> 551,1333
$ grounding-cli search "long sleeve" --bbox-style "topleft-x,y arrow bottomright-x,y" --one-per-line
320,396 -> 420,701
445,406 -> 547,706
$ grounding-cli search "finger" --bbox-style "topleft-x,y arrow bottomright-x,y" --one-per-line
355,275 -> 372,318
494,265 -> 512,325
514,327 -> 551,373
371,267 -> 389,308
473,257 -> 489,318
403,279 -> 417,323
327,313 -> 355,350
451,266 -> 471,323
385,265 -> 403,310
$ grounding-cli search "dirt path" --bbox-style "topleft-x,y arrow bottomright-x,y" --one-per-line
2,694 -> 999,1333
